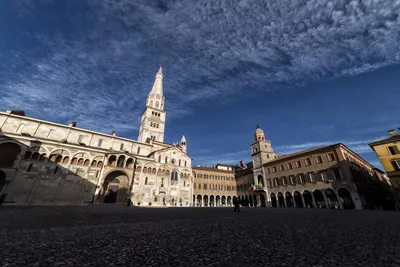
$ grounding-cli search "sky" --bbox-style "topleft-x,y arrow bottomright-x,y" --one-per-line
1,0 -> 400,168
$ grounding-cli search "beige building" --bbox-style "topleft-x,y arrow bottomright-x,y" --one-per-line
235,161 -> 260,207
0,67 -> 194,206
192,164 -> 237,207
369,129 -> 400,199
234,125 -> 396,209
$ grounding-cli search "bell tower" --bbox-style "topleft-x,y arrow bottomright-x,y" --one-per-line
251,124 -> 277,168
138,67 -> 166,143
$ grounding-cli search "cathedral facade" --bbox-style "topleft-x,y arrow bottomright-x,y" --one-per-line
0,67 -> 193,206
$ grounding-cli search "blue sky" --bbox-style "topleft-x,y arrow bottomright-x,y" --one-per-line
1,1 -> 399,168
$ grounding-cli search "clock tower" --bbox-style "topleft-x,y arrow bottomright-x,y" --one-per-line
251,124 -> 277,189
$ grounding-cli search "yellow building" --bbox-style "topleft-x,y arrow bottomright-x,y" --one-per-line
369,129 -> 400,198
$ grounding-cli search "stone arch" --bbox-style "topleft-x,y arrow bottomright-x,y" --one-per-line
210,195 -> 215,207
100,170 -> 130,204
302,190 -> 313,208
71,152 -> 90,160
97,161 -> 103,168
293,191 -> 303,208
203,195 -> 209,207
91,160 -> 97,167
337,187 -> 355,209
196,194 -> 202,207
62,156 -> 70,165
270,193 -> 277,207
227,196 -> 232,206
257,174 -> 264,187
0,142 -> 22,168
216,195 -> 221,207
313,189 -> 326,208
285,191 -> 294,208
324,188 -> 339,209
277,192 -> 285,207
137,166 -> 142,172
221,195 -> 226,206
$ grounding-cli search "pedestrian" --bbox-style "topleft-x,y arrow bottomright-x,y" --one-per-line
126,198 -> 132,207
233,198 -> 240,212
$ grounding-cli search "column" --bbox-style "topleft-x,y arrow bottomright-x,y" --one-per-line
301,195 -> 306,208
311,193 -> 317,208
283,197 -> 287,208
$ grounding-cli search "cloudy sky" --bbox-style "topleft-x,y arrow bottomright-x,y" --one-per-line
1,0 -> 399,167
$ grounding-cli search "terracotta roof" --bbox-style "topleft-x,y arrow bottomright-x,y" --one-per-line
262,144 -> 338,166
369,135 -> 400,147
192,166 -> 234,174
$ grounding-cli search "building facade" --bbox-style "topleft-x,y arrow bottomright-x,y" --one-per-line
369,129 -> 400,199
0,67 -> 194,206
192,164 -> 237,207
233,125 -> 396,210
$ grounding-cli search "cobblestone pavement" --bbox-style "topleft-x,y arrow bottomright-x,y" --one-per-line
1,206 -> 400,267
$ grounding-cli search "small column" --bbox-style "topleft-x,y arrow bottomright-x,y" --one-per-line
283,197 -> 287,208
293,196 -> 297,208
311,193 -> 317,208
323,193 -> 329,208
301,195 -> 306,208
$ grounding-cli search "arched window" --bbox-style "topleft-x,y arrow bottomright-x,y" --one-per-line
91,160 -> 97,167
155,101 -> 159,108
145,177 -> 148,185
171,171 -> 178,181
117,156 -> 125,168
179,159 -> 181,166
77,158 -> 84,166
39,154 -> 46,161
108,155 -> 117,167
97,161 -> 103,168
71,157 -> 78,165
84,159 -> 90,166
165,157 -> 168,164
149,100 -> 153,107
55,155 -> 63,164
50,154 -> 57,162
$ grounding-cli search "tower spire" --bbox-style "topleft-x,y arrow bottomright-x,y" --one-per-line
150,66 -> 163,96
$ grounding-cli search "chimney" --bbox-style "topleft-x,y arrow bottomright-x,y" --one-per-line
68,121 -> 77,127
388,129 -> 397,137
111,130 -> 116,136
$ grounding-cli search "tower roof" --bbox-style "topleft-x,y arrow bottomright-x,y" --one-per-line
150,66 -> 163,96
255,124 -> 264,134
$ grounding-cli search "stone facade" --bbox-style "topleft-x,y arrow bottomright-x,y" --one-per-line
369,129 -> 400,199
245,125 -> 397,210
192,164 -> 237,207
0,68 -> 193,206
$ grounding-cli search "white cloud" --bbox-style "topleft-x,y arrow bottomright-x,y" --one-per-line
1,0 -> 400,137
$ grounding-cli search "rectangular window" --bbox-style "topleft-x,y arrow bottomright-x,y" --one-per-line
158,155 -> 161,162
120,143 -> 124,150
316,156 -> 322,164
98,139 -> 103,147
203,184 -> 207,190
327,153 -> 335,162
165,157 -> 168,164
267,168 -> 270,174
320,171 -> 328,181
279,165 -> 284,171
290,176 -> 296,185
78,135 -> 83,143
388,146 -> 400,155
184,161 -> 187,167
308,173 -> 314,182
296,161 -> 301,168
391,160 -> 400,171
287,162 -> 292,169
332,169 -> 343,181
267,178 -> 272,188
305,158 -> 311,166
272,166 -> 277,173
137,147 -> 141,154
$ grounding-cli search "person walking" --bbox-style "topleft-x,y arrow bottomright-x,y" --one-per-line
126,198 -> 132,207
233,198 -> 240,212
